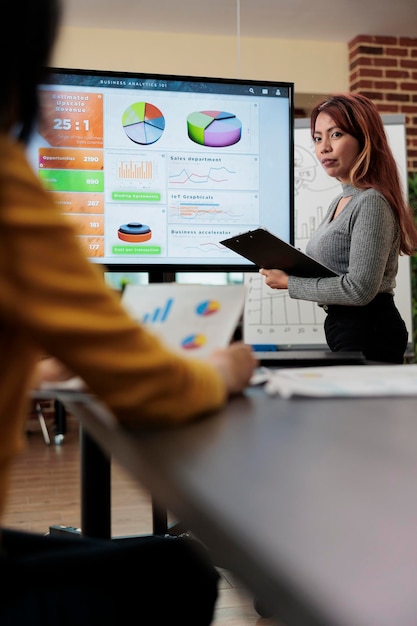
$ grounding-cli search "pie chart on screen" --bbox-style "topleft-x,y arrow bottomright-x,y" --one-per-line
196,300 -> 220,316
181,334 -> 207,350
122,102 -> 165,145
187,110 -> 242,147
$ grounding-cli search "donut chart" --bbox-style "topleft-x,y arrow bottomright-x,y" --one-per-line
196,300 -> 220,316
187,110 -> 242,147
122,102 -> 165,145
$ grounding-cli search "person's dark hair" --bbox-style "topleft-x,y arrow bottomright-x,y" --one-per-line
310,93 -> 417,256
2,0 -> 61,143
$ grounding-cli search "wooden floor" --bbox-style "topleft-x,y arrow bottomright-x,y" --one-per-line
2,412 -> 281,626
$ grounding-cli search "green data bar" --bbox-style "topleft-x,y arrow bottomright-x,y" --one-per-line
112,192 -> 161,202
112,245 -> 162,255
39,170 -> 104,193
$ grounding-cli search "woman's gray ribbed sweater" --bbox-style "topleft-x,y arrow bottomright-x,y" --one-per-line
287,183 -> 400,307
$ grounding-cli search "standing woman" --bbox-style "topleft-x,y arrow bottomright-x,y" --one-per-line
260,93 -> 417,363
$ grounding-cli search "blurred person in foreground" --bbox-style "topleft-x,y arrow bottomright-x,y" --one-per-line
0,1 -> 257,623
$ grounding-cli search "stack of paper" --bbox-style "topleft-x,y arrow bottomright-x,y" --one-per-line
261,364 -> 417,398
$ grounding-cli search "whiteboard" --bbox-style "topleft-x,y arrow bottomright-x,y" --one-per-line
244,115 -> 413,352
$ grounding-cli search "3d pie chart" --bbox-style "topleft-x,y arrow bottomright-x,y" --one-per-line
122,102 -> 165,145
187,110 -> 242,147
117,222 -> 152,242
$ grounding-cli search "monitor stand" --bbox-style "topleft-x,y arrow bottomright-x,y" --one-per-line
148,271 -> 176,284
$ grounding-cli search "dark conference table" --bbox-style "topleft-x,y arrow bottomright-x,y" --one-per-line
54,385 -> 417,626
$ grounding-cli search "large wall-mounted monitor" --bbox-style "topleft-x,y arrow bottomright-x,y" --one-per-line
26,67 -> 294,272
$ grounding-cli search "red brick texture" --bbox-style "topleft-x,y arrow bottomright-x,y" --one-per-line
348,35 -> 417,173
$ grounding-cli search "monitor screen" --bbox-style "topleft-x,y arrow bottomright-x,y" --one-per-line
26,67 -> 294,272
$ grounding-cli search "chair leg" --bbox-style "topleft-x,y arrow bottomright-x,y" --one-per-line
35,402 -> 51,445
53,399 -> 66,445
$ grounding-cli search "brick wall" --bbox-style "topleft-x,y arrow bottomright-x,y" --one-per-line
348,35 -> 417,174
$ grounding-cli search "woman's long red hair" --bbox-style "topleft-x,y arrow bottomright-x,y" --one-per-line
310,93 -> 417,255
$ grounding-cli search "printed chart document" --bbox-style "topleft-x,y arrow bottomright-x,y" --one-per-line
220,228 -> 336,277
121,283 -> 245,358
261,364 -> 417,398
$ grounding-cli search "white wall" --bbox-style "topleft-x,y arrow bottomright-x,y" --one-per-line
52,27 -> 348,98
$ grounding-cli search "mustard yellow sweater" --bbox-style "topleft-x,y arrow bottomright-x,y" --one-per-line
0,134 -> 226,518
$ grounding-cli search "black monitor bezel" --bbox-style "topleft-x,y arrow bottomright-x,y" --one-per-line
33,66 -> 295,273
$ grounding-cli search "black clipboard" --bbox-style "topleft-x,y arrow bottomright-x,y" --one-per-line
220,228 -> 337,278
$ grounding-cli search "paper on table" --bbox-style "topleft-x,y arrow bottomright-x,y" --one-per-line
39,377 -> 86,392
263,364 -> 417,398
121,283 -> 246,359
